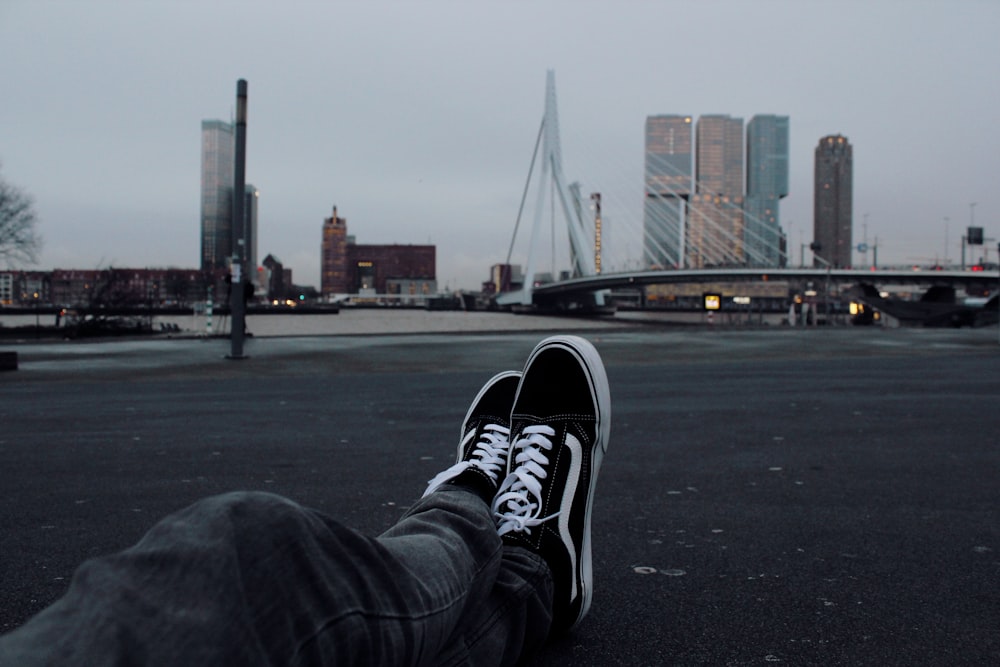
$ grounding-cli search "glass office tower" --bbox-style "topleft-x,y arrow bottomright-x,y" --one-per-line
745,115 -> 789,267
690,115 -> 744,267
200,120 -> 234,271
643,115 -> 692,268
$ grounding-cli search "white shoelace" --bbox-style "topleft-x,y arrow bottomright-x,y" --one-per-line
422,423 -> 511,497
492,424 -> 559,536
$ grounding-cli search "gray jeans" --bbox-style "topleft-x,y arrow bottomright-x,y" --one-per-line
0,488 -> 553,666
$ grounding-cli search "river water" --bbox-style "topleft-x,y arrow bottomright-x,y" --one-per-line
0,306 -> 795,339
0,308 -> 661,338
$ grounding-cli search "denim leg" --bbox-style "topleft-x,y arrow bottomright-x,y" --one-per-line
0,489 -> 552,667
434,546 -> 553,667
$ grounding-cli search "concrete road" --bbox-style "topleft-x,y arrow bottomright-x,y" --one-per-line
2,327 -> 999,664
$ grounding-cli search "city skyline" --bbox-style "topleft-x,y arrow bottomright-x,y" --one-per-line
642,113 -> 790,270
2,1 -> 997,289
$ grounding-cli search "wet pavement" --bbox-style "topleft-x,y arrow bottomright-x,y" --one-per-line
1,325 -> 999,664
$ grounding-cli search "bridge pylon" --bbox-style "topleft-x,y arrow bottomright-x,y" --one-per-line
497,71 -> 603,309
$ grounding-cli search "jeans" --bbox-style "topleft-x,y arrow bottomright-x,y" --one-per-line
0,488 -> 553,666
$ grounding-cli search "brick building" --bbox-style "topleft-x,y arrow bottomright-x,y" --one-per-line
0,268 -> 228,308
321,207 -> 350,294
320,207 -> 435,299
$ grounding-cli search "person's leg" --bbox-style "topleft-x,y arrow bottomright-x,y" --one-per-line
416,370 -> 553,665
388,493 -> 554,667
0,370 -> 555,667
0,488 -> 496,666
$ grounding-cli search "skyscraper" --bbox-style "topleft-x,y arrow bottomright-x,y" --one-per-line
643,115 -> 692,268
745,115 -> 789,267
689,115 -> 744,268
813,134 -> 853,268
321,206 -> 349,295
200,120 -> 234,271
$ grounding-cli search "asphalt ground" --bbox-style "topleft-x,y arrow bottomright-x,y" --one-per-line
2,326 -> 999,665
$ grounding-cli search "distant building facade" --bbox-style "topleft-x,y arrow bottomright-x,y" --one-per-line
200,117 -> 259,282
0,272 -> 12,305
242,184 -> 259,277
321,207 -> 350,294
1,271 -> 51,304
813,134 -> 853,268
482,263 -> 523,295
643,115 -> 693,268
262,254 -> 292,302
200,120 -> 234,272
0,268 -> 223,308
745,115 -> 790,267
320,207 -> 436,299
689,115 -> 744,268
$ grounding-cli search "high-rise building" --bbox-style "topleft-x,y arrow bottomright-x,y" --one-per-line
200,120 -> 234,271
813,134 -> 853,268
745,115 -> 790,267
643,115 -> 692,268
321,206 -> 349,295
689,115 -> 744,268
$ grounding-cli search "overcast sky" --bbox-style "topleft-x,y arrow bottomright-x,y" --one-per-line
1,0 -> 997,290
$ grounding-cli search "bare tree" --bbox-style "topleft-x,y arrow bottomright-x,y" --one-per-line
0,165 -> 42,265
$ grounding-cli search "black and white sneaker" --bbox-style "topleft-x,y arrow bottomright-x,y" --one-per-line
492,335 -> 611,633
422,370 -> 521,502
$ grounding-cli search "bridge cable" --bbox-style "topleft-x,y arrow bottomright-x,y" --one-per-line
505,117 -> 546,268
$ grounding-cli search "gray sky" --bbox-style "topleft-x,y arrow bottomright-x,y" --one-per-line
2,0 -> 997,290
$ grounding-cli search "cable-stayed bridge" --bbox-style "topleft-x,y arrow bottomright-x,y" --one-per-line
497,72 -> 993,310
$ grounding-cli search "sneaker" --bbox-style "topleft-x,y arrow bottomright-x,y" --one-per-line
492,335 -> 611,633
422,370 -> 521,500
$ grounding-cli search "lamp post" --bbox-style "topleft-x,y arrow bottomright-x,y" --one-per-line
862,213 -> 869,268
228,79 -> 249,360
961,202 -> 977,270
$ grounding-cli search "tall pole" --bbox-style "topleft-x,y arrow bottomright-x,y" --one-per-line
944,216 -> 950,265
229,79 -> 249,359
963,202 -> 977,270
862,213 -> 869,268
